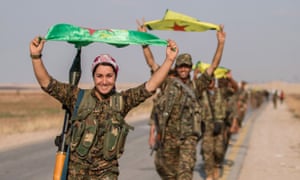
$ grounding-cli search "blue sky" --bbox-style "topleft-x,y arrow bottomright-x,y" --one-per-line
1,0 -> 299,85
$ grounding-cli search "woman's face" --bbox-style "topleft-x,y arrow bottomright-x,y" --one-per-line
93,64 -> 116,95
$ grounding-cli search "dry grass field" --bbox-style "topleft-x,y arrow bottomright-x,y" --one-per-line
0,84 -> 153,135
0,92 -> 64,135
0,81 -> 299,136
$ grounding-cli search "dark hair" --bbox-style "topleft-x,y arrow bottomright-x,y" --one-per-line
92,62 -> 117,77
168,68 -> 176,76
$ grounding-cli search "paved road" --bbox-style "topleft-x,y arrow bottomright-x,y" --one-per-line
0,120 -> 205,180
0,137 -> 55,180
220,103 -> 267,180
0,106 -> 263,180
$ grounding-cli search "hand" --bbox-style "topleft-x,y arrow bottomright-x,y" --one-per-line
226,71 -> 232,79
30,36 -> 45,55
166,39 -> 178,63
148,134 -> 156,148
193,68 -> 200,80
230,118 -> 239,134
136,18 -> 147,32
217,25 -> 226,44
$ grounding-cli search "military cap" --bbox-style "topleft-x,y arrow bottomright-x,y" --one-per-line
175,53 -> 193,67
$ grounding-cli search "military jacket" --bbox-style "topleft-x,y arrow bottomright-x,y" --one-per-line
201,87 -> 234,123
42,77 -> 153,165
152,72 -> 212,140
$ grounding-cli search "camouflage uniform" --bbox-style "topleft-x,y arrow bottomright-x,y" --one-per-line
200,87 -> 228,178
43,77 -> 153,180
223,90 -> 240,159
151,71 -> 212,180
272,90 -> 278,109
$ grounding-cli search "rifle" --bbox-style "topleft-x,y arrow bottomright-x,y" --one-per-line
53,48 -> 81,180
150,112 -> 162,156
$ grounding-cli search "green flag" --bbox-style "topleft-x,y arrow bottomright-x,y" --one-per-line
44,23 -> 168,48
145,9 -> 220,32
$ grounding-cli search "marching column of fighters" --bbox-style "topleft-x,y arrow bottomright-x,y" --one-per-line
137,21 -> 262,180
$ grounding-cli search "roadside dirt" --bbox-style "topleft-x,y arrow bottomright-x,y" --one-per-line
238,101 -> 300,180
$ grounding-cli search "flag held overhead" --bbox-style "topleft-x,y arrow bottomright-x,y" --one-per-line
45,23 -> 168,48
193,61 -> 230,79
145,9 -> 220,32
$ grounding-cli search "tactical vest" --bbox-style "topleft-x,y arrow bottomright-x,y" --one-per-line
155,78 -> 202,140
201,88 -> 227,122
69,89 -> 133,160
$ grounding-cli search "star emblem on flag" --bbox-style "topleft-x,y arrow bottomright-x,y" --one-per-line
171,23 -> 188,31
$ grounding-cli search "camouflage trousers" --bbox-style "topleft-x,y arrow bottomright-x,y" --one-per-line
154,135 -> 198,180
223,123 -> 232,162
200,121 -> 225,177
67,152 -> 119,180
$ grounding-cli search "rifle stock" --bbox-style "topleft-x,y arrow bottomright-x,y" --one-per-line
53,48 -> 81,180
53,152 -> 66,180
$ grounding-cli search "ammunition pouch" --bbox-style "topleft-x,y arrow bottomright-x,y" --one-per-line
70,118 -> 98,158
192,106 -> 202,139
69,120 -> 85,151
103,118 -> 133,160
213,120 -> 224,136
77,119 -> 98,157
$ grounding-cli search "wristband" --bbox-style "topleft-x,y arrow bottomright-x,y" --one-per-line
30,54 -> 42,59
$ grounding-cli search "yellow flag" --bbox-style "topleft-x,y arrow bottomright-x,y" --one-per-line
145,9 -> 220,32
193,61 -> 230,79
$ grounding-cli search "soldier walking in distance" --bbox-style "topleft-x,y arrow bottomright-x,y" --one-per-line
199,71 -> 238,180
272,89 -> 278,109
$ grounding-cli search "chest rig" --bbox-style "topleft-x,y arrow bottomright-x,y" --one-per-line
69,89 -> 133,160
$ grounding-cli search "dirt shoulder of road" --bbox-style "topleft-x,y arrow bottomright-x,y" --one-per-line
238,101 -> 300,179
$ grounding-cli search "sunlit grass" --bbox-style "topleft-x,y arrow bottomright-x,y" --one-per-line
0,90 -> 154,135
0,92 -> 64,135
